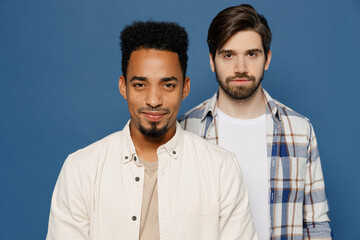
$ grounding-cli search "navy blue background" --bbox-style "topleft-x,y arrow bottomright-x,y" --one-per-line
1,0 -> 359,239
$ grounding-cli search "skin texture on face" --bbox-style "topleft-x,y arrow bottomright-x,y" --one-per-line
210,30 -> 271,100
119,49 -> 190,144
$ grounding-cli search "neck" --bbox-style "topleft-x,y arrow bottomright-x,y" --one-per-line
129,122 -> 176,162
217,87 -> 266,119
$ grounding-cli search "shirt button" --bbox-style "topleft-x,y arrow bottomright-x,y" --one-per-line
125,156 -> 128,160
172,150 -> 176,154
134,156 -> 137,161
132,216 -> 137,221
135,177 -> 140,182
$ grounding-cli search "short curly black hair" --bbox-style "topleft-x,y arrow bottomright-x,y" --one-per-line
120,21 -> 189,79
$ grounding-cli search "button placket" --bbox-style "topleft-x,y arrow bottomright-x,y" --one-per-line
170,150 -> 177,161
157,151 -> 173,237
128,158 -> 144,233
123,155 -> 131,164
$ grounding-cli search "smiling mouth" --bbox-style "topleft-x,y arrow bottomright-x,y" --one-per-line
142,111 -> 167,122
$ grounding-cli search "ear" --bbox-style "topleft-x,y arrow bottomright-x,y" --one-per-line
181,77 -> 190,100
264,50 -> 272,71
119,76 -> 127,100
209,53 -> 215,72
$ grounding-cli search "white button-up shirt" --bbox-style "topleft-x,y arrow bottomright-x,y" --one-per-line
46,121 -> 257,240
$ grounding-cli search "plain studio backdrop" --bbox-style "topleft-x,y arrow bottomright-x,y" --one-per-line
0,0 -> 359,239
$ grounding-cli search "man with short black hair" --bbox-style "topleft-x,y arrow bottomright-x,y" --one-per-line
179,4 -> 332,240
46,21 -> 257,240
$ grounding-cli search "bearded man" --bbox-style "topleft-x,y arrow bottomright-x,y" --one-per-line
179,4 -> 332,240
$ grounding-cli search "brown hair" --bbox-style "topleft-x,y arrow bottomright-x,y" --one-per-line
207,4 -> 272,60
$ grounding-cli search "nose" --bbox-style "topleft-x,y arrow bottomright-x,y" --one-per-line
234,57 -> 247,74
145,85 -> 163,108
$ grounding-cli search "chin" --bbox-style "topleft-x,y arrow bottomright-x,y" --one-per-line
139,123 -> 168,139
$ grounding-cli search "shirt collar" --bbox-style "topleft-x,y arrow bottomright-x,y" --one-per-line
262,88 -> 282,121
201,88 -> 282,121
201,91 -> 219,121
121,120 -> 183,164
122,120 -> 137,164
158,121 -> 183,160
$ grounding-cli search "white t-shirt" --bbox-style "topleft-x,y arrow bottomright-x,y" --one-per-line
217,108 -> 269,240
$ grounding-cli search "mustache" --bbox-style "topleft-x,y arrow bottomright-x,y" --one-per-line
226,73 -> 256,82
137,107 -> 170,114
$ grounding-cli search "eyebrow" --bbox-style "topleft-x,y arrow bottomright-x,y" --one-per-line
218,49 -> 236,55
218,48 -> 264,54
161,76 -> 178,82
129,76 -> 147,82
129,76 -> 178,82
247,48 -> 263,53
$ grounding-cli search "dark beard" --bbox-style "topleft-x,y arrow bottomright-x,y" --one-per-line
216,71 -> 263,100
137,106 -> 170,138
139,122 -> 168,138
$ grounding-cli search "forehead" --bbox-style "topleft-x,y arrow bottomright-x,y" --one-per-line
220,30 -> 263,52
127,49 -> 183,79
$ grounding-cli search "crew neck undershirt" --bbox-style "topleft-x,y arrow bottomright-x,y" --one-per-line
138,158 -> 159,240
217,108 -> 269,240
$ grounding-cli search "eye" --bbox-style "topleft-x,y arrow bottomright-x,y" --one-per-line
133,83 -> 145,89
163,83 -> 176,89
223,53 -> 233,59
248,52 -> 258,57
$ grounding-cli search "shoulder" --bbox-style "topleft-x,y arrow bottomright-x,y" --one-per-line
271,97 -> 314,135
182,129 -> 238,165
178,94 -> 216,135
72,131 -> 123,155
64,130 -> 125,172
178,98 -> 212,122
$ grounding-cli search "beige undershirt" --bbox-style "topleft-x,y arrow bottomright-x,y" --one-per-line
139,158 -> 159,240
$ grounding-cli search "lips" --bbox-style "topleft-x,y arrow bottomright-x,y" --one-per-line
142,111 -> 167,122
226,74 -> 256,84
228,78 -> 252,85
232,78 -> 250,81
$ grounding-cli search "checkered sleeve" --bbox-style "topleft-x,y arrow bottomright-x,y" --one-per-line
303,123 -> 332,239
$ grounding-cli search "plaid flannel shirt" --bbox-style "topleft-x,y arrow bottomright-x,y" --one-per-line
178,89 -> 332,240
